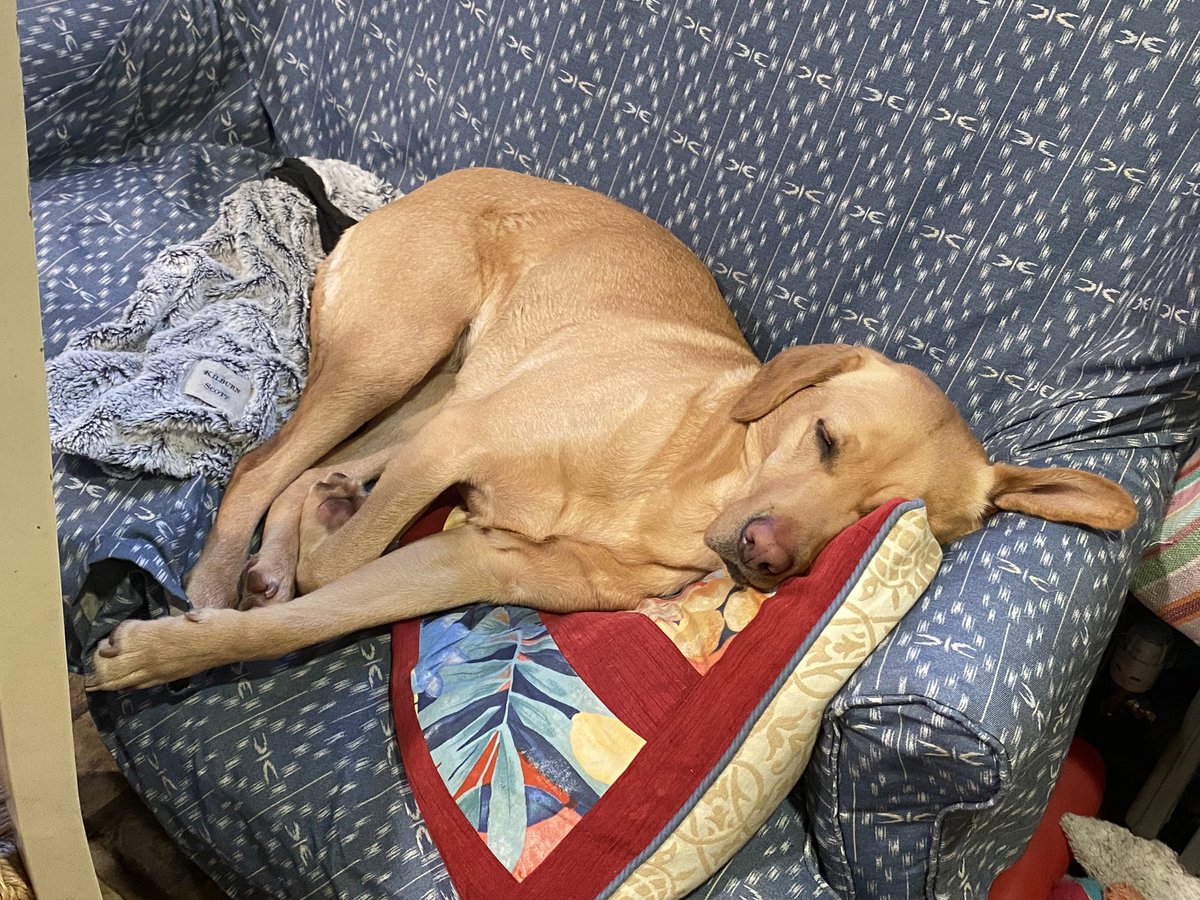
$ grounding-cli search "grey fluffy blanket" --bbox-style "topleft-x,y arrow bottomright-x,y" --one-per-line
46,158 -> 394,480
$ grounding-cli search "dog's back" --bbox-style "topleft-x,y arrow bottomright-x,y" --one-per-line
332,168 -> 753,365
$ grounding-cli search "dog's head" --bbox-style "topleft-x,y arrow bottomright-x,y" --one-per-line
705,344 -> 1137,590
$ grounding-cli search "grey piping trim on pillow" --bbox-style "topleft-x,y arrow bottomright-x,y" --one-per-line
597,499 -> 927,899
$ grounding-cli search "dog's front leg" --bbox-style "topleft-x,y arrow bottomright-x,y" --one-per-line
86,525 -> 630,691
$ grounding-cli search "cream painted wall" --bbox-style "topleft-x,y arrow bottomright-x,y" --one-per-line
0,2 -> 103,896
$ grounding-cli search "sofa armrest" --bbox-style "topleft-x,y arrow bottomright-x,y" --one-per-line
801,444 -> 1180,899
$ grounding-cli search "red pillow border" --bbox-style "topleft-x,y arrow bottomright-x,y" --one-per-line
391,499 -> 920,900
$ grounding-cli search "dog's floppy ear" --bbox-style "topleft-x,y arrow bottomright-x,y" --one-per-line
988,463 -> 1138,531
732,344 -> 864,423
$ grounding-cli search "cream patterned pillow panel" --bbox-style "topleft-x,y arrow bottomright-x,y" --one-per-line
612,506 -> 942,899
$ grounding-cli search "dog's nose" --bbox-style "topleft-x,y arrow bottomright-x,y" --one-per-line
738,517 -> 794,576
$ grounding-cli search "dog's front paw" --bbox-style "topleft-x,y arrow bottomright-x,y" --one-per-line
86,610 -> 231,691
87,619 -> 170,691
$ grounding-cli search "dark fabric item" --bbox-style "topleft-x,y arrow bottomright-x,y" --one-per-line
267,157 -> 359,253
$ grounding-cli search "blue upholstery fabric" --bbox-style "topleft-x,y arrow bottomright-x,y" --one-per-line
704,800 -> 842,898
21,0 -> 272,174
87,632 -> 457,900
23,0 -> 1200,897
87,627 -> 841,900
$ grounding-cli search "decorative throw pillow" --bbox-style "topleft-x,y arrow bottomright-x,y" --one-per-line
390,498 -> 941,899
1132,450 -> 1200,642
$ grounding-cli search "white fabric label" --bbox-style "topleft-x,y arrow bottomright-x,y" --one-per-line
184,360 -> 252,419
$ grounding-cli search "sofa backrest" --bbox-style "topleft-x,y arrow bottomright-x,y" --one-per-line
53,0 -> 1200,463
19,0 -> 272,176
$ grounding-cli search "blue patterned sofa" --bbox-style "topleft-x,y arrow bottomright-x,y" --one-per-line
21,1 -> 1200,898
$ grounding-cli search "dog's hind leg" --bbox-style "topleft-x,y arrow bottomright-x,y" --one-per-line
236,366 -> 461,608
236,450 -> 390,608
292,422 -> 463,594
187,216 -> 483,609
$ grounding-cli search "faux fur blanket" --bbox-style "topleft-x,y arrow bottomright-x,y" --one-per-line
46,158 -> 394,480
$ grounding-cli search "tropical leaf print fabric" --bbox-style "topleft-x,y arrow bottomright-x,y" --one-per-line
635,571 -> 771,674
396,501 -> 937,899
414,605 -> 643,880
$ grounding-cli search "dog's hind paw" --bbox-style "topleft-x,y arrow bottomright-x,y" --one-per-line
310,472 -> 367,531
236,555 -> 294,609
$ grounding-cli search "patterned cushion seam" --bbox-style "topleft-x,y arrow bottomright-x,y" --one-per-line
920,699 -> 1011,900
821,693 -> 1011,900
216,4 -> 288,152
812,709 -> 852,894
793,802 -> 841,897
210,0 -> 280,154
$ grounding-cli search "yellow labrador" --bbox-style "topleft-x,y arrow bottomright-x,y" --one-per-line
88,168 -> 1135,690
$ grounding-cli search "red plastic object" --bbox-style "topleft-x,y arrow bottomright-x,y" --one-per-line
989,738 -> 1106,900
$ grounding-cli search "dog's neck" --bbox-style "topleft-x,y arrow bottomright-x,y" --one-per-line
654,368 -> 760,522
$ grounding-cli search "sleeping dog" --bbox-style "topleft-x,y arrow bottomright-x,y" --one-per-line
88,168 -> 1136,690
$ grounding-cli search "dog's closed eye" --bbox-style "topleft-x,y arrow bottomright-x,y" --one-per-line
815,418 -> 837,464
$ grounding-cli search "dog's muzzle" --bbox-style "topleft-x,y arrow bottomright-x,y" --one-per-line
707,515 -> 797,590
737,516 -> 794,577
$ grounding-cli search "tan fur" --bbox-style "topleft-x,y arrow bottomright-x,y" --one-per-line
87,169 -> 1137,690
